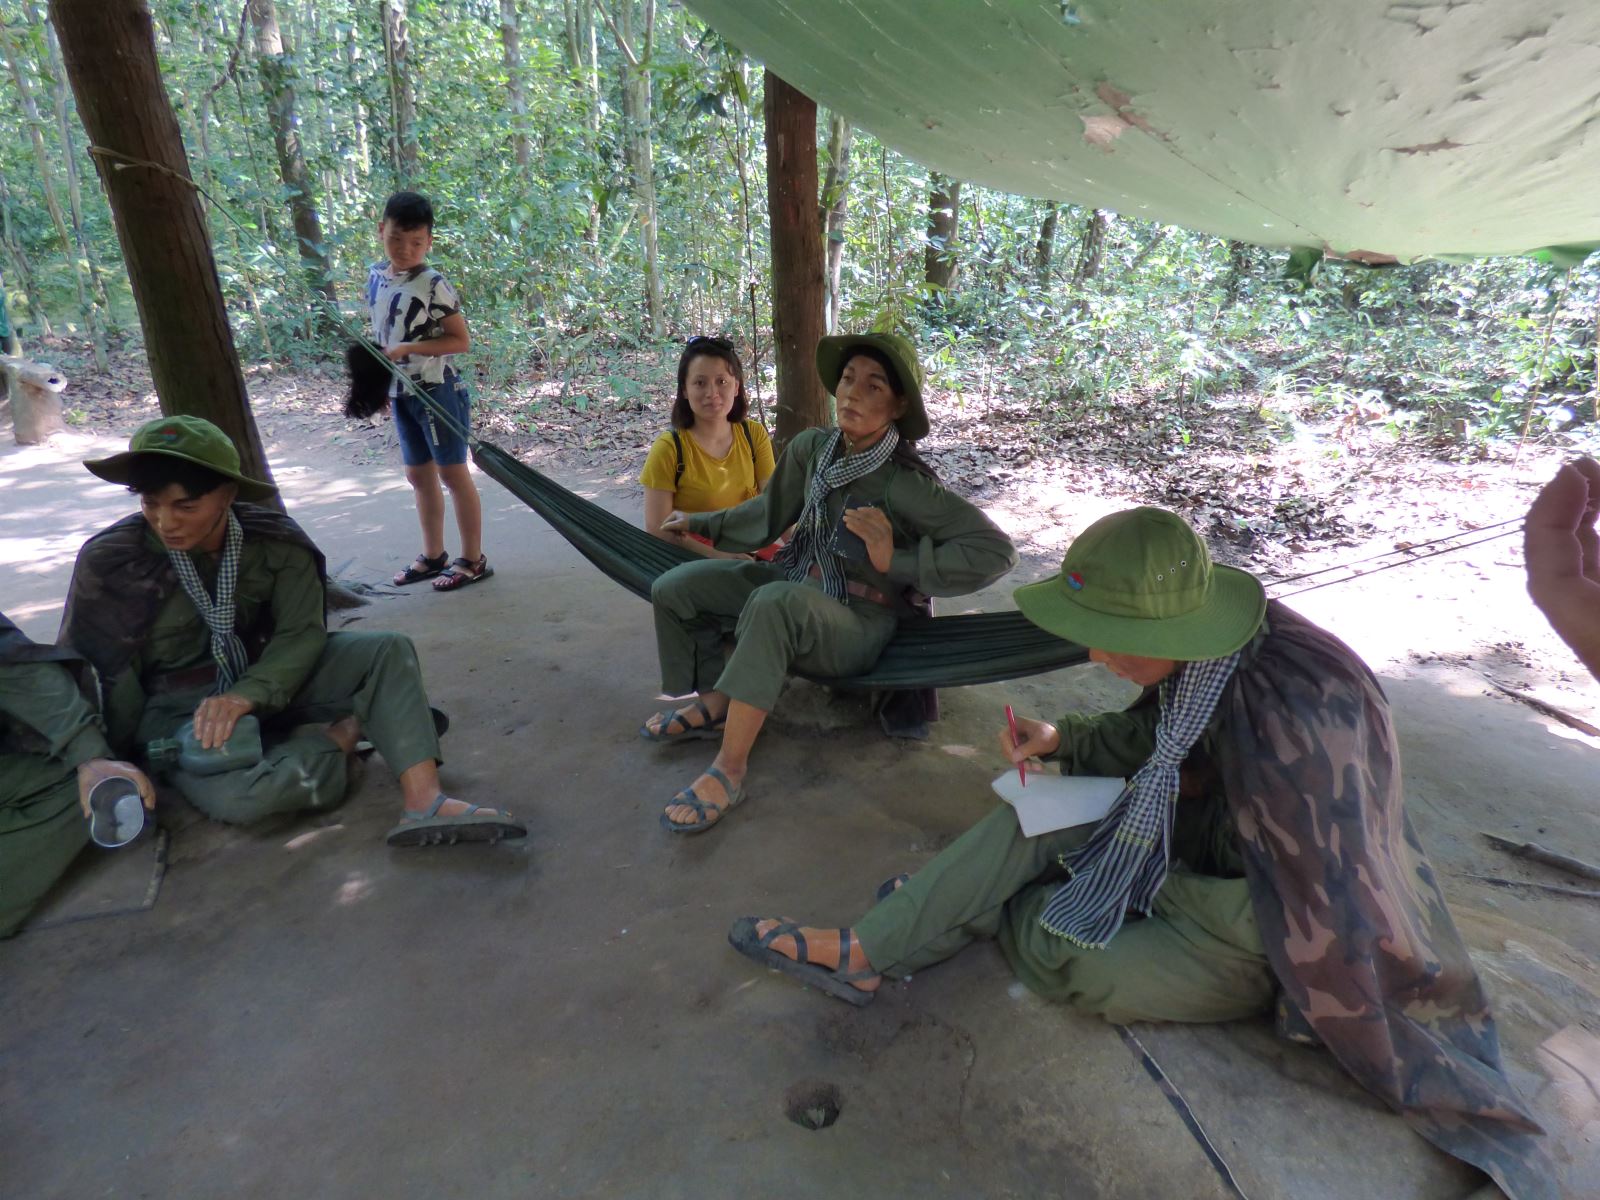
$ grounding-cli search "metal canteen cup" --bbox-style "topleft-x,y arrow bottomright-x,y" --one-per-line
86,773 -> 146,848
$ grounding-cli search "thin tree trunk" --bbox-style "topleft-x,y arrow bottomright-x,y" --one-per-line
1222,239 -> 1250,308
1073,208 -> 1109,283
820,111 -> 853,333
763,69 -> 827,442
194,80 -> 275,358
379,0 -> 418,186
605,0 -> 663,336
0,15 -> 106,368
1033,202 -> 1058,289
247,0 -> 337,324
500,0 -> 530,169
42,13 -> 114,331
345,24 -> 370,178
1130,224 -> 1168,270
50,0 -> 276,494
924,172 -> 961,304
0,164 -> 51,336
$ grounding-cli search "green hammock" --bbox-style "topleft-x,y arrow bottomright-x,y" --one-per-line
470,441 -> 1088,690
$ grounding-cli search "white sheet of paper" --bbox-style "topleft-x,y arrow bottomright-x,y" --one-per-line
990,772 -> 1126,838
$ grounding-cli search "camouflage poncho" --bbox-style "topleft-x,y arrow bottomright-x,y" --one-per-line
1214,602 -> 1552,1199
1,610 -> 81,667
58,504 -> 325,682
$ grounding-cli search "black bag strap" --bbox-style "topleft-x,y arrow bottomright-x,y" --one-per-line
673,421 -> 757,493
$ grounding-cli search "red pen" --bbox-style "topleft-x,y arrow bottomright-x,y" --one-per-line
1005,704 -> 1027,788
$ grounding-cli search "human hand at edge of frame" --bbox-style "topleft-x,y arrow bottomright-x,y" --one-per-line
841,505 -> 895,573
1524,457 -> 1600,680
996,715 -> 1060,773
76,759 -> 156,821
192,692 -> 256,751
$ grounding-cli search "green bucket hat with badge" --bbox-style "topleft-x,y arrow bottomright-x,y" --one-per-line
84,415 -> 277,502
1013,507 -> 1266,661
815,331 -> 929,441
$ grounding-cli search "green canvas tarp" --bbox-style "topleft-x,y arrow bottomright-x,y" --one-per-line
685,0 -> 1600,264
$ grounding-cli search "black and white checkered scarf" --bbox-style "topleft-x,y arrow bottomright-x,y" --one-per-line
774,426 -> 899,601
166,508 -> 251,691
1040,652 -> 1241,949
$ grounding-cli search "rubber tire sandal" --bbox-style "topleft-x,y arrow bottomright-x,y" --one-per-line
433,555 -> 493,592
639,696 -> 726,744
386,794 -> 527,847
660,764 -> 744,834
727,916 -> 876,1007
395,551 -> 449,586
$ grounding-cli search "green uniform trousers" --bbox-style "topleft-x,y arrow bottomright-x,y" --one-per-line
651,559 -> 899,711
0,771 -> 88,938
138,631 -> 441,826
855,803 -> 1276,1024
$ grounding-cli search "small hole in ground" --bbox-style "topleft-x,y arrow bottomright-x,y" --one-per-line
784,1080 -> 843,1131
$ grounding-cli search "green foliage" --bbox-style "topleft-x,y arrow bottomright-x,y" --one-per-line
0,0 -> 1593,453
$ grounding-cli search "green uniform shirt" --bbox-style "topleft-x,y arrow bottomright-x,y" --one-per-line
0,660 -> 109,818
686,427 -> 1017,609
104,530 -> 327,752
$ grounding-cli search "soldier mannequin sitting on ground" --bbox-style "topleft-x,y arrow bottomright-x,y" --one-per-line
729,506 -> 1550,1200
0,611 -> 156,937
61,415 -> 526,848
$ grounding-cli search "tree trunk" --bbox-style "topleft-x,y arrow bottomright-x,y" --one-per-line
607,0 -> 663,336
50,0 -> 276,494
344,24 -> 370,178
924,172 -> 961,302
1130,225 -> 1168,270
763,70 -> 827,443
1033,202 -> 1058,289
0,15 -> 107,369
0,164 -> 51,336
820,111 -> 853,333
379,0 -> 418,186
500,0 -> 530,169
1222,239 -> 1251,308
247,0 -> 337,323
42,15 -> 114,332
1072,208 -> 1109,284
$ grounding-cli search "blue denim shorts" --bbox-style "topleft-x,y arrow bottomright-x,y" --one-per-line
393,371 -> 471,467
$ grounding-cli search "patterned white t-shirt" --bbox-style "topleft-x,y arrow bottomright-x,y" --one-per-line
365,261 -> 462,394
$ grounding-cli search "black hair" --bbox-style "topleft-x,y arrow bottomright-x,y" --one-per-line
672,336 -> 748,429
124,455 -> 233,499
382,190 -> 435,231
840,345 -> 904,397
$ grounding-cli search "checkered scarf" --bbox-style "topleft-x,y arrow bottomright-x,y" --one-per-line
166,508 -> 251,692
774,427 -> 899,601
1039,652 -> 1241,949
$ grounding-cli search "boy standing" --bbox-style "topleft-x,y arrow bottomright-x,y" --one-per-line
367,191 -> 492,592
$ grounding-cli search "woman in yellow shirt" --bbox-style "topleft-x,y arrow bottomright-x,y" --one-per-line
640,337 -> 776,560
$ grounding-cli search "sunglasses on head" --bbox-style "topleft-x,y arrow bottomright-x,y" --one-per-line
685,335 -> 735,352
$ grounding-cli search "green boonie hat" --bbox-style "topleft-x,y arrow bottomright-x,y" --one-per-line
814,331 -> 929,441
83,415 -> 277,502
1013,507 -> 1266,661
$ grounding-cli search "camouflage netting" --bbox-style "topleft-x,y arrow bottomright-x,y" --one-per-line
686,0 -> 1600,264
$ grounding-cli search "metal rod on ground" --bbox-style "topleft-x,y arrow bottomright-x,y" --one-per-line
1482,833 -> 1600,882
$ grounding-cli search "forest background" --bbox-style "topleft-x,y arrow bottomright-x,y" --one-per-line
2,0 -> 1598,569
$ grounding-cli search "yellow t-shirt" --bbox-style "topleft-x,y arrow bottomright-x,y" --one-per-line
639,420 -> 776,513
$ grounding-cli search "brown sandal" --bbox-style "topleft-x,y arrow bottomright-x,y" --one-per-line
395,551 -> 449,586
432,555 -> 494,591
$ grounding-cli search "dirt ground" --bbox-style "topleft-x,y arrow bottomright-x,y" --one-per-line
1,358 -> 1596,1199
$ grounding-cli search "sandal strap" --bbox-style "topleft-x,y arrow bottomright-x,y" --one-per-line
400,793 -> 451,823
667,783 -> 721,822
